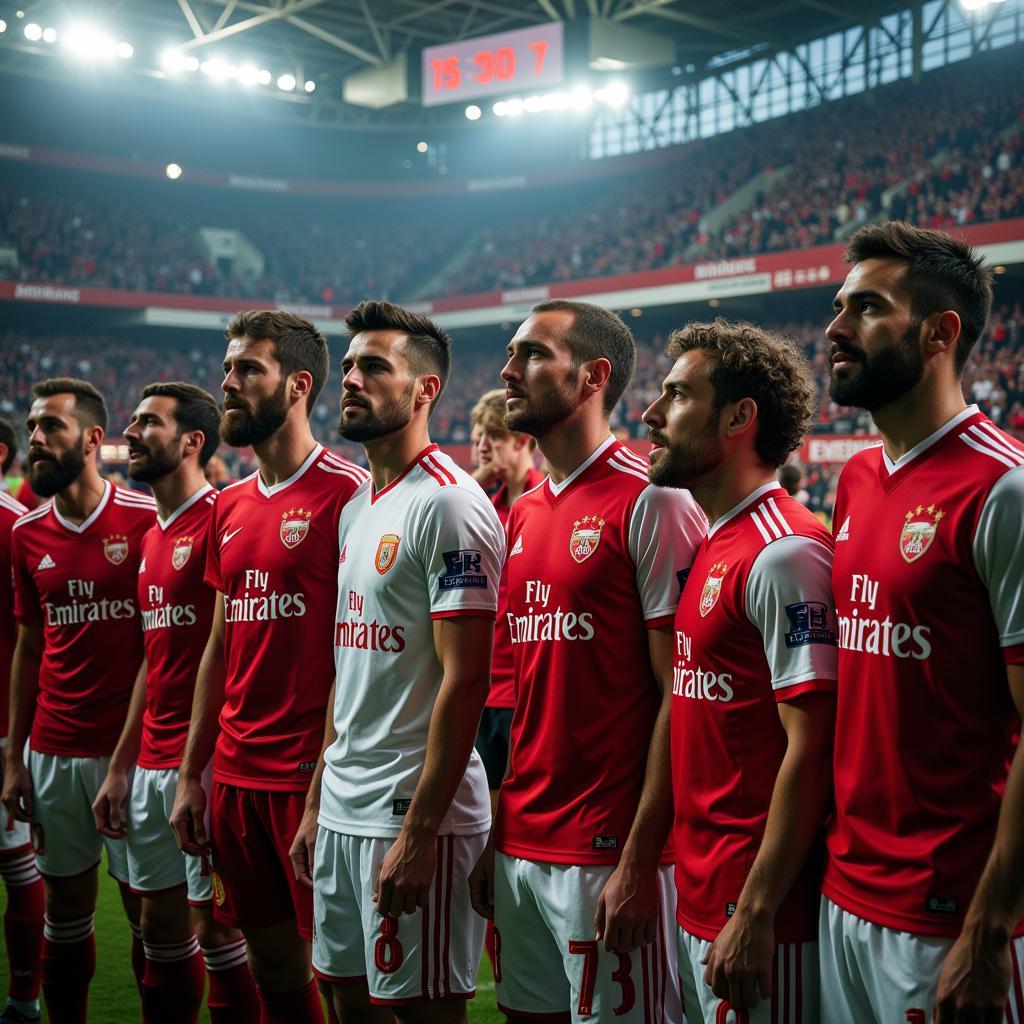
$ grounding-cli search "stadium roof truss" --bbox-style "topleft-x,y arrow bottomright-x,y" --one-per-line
0,0 -> 1018,130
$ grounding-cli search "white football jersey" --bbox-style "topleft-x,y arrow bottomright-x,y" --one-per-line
319,445 -> 504,838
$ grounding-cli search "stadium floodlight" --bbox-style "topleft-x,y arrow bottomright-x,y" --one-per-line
961,0 -> 1006,7
0,20 -> 6,33
277,73 -> 296,91
184,56 -> 200,72
161,48 -> 185,72
42,26 -> 57,43
594,80 -> 629,107
23,22 -> 41,41
257,69 -> 271,85
62,24 -> 119,60
416,140 -> 429,153
570,85 -> 593,111
237,63 -> 259,86
202,58 -> 230,81
465,104 -> 482,120
493,101 -> 507,117
165,163 -> 183,180
117,41 -> 133,59
304,80 -> 316,93
505,98 -> 524,117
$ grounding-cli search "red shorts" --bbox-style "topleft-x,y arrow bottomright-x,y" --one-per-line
210,782 -> 313,941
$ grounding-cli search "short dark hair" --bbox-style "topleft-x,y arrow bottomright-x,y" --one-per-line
345,300 -> 452,416
666,319 -> 815,469
225,310 -> 329,411
532,300 -> 636,414
0,417 -> 16,475
140,381 -> 221,467
846,221 -> 994,374
31,377 -> 108,431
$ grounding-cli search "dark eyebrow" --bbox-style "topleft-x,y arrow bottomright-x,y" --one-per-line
834,289 -> 888,310
507,337 -> 552,354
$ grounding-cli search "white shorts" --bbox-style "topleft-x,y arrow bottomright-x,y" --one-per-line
494,852 -> 682,1023
0,738 -> 32,854
27,748 -> 130,882
312,828 -> 487,1005
678,926 -> 818,1023
819,896 -> 1024,1023
127,766 -> 212,904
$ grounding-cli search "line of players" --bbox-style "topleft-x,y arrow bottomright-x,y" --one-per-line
0,220 -> 1021,1024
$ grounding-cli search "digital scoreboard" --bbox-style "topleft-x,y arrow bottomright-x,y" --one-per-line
421,21 -> 564,107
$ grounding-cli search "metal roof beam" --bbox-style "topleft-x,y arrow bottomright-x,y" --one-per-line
179,0 -> 327,51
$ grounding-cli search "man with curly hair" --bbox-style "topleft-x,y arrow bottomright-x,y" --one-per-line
643,319 -> 838,1022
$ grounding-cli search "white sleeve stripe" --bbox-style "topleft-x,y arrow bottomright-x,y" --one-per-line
614,447 -> 650,469
750,508 -> 774,544
317,462 -> 367,484
765,497 -> 795,536
755,505 -> 783,540
960,433 -> 1023,469
972,423 -> 1024,462
608,460 -> 651,484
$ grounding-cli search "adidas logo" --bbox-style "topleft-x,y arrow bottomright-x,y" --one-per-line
510,535 -> 523,556
836,516 -> 850,542
37,553 -> 56,571
138,557 -> 147,574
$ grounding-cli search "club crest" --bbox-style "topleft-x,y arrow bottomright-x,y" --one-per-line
280,508 -> 312,550
103,533 -> 129,566
900,504 -> 944,563
375,533 -> 401,574
171,535 -> 194,570
699,562 -> 728,617
569,516 -> 604,564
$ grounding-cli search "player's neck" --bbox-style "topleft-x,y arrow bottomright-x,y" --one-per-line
501,458 -> 536,504
253,419 -> 319,489
692,462 -> 778,529
536,415 -> 611,485
363,422 -> 434,494
871,383 -> 968,464
151,466 -> 208,522
55,464 -> 107,524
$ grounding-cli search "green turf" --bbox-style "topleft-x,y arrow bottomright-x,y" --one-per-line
0,865 -> 503,1022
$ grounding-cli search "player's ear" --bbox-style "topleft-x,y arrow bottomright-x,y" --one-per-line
581,357 -> 612,398
183,430 -> 205,460
82,423 -> 104,456
416,374 -> 441,410
724,397 -> 758,440
289,370 -> 313,406
923,310 -> 961,361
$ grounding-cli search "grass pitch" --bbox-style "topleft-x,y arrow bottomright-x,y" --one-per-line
0,864 -> 503,1022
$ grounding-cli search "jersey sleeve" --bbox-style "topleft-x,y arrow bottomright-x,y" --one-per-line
418,486 -> 505,620
744,534 -> 838,700
972,465 -> 1024,664
627,485 -> 707,628
203,496 -> 225,592
10,528 -> 42,628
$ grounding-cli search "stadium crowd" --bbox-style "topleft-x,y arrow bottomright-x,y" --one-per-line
2,53 -> 1022,306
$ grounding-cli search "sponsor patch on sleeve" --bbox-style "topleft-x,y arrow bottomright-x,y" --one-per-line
438,549 -> 488,591
784,601 -> 836,648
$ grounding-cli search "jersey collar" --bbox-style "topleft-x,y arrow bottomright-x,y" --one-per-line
881,405 -> 979,474
157,483 -> 214,531
370,444 -> 440,504
256,444 -> 322,499
51,479 -> 111,535
706,480 -> 785,539
545,435 -> 617,498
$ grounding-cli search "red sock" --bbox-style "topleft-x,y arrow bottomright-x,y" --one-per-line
130,923 -> 146,996
141,938 -> 205,1024
41,915 -> 96,1024
203,939 -> 260,1023
257,978 -> 325,1024
1,848 -> 44,1002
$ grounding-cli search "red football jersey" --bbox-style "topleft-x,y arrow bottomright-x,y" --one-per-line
494,437 -> 706,865
205,445 -> 368,791
1,490 -> 28,736
825,407 -> 1024,937
137,484 -> 218,770
488,467 -> 546,710
10,482 -> 155,756
672,484 -> 837,943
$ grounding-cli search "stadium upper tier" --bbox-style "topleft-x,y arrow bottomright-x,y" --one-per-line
1,49 -> 1022,308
